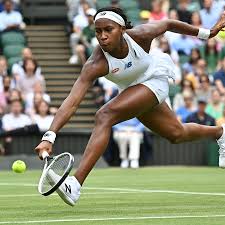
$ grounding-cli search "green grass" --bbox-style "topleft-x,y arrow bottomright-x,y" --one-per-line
1,167 -> 225,224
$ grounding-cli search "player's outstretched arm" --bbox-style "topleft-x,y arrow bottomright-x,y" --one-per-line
137,11 -> 225,41
167,11 -> 225,38
35,47 -> 108,158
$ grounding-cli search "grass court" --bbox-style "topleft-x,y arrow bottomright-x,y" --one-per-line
1,166 -> 225,224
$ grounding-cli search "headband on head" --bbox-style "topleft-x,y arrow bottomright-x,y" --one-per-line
94,11 -> 125,27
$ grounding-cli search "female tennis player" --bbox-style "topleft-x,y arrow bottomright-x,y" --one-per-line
35,7 -> 225,206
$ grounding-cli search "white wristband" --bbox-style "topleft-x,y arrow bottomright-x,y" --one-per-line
197,28 -> 210,40
41,131 -> 56,144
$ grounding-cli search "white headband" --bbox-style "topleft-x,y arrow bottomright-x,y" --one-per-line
94,11 -> 125,26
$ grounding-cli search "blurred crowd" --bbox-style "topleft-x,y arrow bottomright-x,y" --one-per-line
0,0 -> 57,155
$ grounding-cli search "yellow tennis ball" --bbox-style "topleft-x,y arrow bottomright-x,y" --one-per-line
12,160 -> 26,173
218,31 -> 225,39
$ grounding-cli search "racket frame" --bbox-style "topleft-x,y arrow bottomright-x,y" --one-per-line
38,151 -> 74,196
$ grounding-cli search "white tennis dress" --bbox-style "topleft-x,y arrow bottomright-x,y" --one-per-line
101,33 -> 176,103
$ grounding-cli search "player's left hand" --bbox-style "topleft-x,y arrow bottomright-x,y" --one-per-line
210,11 -> 225,38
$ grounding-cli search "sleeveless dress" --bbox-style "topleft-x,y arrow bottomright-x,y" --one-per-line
101,33 -> 176,103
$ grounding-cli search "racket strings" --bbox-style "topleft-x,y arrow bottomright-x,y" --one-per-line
39,154 -> 71,194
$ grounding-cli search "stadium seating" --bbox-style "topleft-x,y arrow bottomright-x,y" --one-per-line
97,0 -> 140,24
1,32 -> 26,47
3,45 -> 24,59
7,56 -> 22,70
21,0 -> 67,23
25,25 -> 97,130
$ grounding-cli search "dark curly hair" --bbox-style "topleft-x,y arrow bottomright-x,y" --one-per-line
94,7 -> 133,29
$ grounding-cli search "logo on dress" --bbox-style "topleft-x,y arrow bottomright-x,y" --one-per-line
111,68 -> 119,73
124,61 -> 132,70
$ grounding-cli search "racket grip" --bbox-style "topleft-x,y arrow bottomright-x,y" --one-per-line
42,151 -> 49,159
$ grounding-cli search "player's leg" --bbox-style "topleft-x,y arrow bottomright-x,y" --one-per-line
51,83 -> 160,206
75,84 -> 159,184
137,101 -> 222,144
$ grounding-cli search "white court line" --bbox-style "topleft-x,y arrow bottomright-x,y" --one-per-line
1,214 -> 225,224
0,192 -> 137,198
0,183 -> 36,187
1,183 -> 225,197
85,187 -> 225,196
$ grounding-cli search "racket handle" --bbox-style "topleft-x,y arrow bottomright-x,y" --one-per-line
42,151 -> 49,160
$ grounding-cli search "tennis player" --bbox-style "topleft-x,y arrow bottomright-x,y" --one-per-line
35,7 -> 225,206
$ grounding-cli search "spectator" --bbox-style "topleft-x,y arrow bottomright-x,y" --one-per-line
196,75 -> 213,100
182,48 -> 202,74
0,76 -> 12,111
0,56 -> 14,92
205,88 -> 224,120
176,0 -> 192,24
110,0 -> 121,8
216,106 -> 225,126
189,11 -> 204,47
0,0 -> 24,32
2,99 -> 31,131
200,0 -> 224,29
217,105 -> 225,126
5,87 -> 23,111
171,34 -> 195,56
25,81 -> 50,116
32,100 -> 54,132
74,8 -> 97,65
8,88 -> 22,102
158,36 -> 179,64
113,118 -> 145,168
214,57 -> 225,95
176,90 -> 196,122
200,38 -> 220,74
191,11 -> 202,28
66,0 -> 80,23
0,56 -> 8,77
185,58 -> 208,90
69,1 -> 91,64
149,0 -> 167,21
66,0 -> 96,23
186,96 -> 215,126
2,98 -> 31,154
173,78 -> 196,111
194,58 -> 208,78
164,9 -> 181,46
16,58 -> 45,99
12,47 -> 42,82
98,77 -> 118,103
157,36 -> 181,84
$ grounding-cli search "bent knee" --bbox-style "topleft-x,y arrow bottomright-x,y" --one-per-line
95,106 -> 117,126
166,124 -> 184,144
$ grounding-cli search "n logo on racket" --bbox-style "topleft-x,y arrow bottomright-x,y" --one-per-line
65,183 -> 72,194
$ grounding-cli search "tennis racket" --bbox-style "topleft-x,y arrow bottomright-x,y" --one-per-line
38,151 -> 74,196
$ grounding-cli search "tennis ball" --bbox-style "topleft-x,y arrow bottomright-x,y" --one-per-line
12,160 -> 26,173
218,31 -> 225,39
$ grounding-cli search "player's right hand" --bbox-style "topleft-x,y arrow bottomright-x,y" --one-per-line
35,141 -> 53,160
210,11 -> 225,38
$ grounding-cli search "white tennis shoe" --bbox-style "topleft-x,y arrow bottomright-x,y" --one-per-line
48,170 -> 81,206
217,124 -> 225,168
